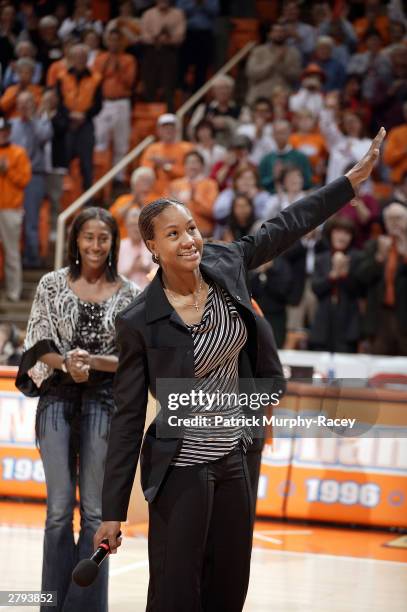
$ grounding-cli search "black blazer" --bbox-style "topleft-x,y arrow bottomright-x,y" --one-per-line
101,176 -> 354,521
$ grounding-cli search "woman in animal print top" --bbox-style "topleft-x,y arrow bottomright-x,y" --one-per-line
16,207 -> 139,612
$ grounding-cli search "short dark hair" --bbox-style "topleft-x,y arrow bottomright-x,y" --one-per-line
253,96 -> 272,110
280,163 -> 303,185
184,149 -> 205,166
138,198 -> 188,243
325,215 -> 356,241
194,119 -> 215,139
67,206 -> 119,281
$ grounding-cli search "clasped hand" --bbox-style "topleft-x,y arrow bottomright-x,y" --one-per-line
65,348 -> 91,383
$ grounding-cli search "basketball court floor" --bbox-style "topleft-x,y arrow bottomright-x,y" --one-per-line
1,500 -> 406,611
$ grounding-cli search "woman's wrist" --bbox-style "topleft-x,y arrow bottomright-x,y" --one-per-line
344,169 -> 358,192
61,355 -> 68,373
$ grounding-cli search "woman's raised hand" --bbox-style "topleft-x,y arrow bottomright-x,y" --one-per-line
345,127 -> 386,189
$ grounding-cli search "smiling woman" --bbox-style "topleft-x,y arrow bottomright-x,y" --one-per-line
94,127 -> 386,612
15,207 -> 140,612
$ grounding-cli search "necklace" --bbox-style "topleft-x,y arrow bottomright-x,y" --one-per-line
165,274 -> 205,311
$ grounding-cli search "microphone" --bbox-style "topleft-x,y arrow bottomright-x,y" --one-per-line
72,532 -> 121,587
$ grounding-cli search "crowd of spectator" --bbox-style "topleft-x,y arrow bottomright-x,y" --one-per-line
0,0 -> 407,357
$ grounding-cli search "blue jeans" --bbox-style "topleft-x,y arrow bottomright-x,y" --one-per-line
23,173 -> 45,264
37,385 -> 113,612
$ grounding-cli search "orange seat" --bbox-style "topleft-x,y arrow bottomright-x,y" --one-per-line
255,0 -> 279,21
130,102 -> 167,149
228,18 -> 259,58
90,0 -> 110,22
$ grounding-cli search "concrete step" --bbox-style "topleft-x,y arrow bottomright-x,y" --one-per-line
1,266 -> 52,331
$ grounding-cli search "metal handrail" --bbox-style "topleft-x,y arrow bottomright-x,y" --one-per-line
54,40 -> 256,270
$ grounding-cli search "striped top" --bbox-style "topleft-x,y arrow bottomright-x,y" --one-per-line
170,281 -> 253,467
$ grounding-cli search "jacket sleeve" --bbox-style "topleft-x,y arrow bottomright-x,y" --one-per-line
102,315 -> 149,521
238,176 -> 355,270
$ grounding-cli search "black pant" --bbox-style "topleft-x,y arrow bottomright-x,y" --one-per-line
146,446 -> 254,612
178,29 -> 214,93
65,121 -> 94,192
142,45 -> 178,112
245,437 -> 265,515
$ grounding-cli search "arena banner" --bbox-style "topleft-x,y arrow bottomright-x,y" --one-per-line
0,368 -> 46,498
257,383 -> 407,527
256,437 -> 293,517
1,367 -> 407,527
285,437 -> 407,527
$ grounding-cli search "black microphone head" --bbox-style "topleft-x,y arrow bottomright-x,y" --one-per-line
72,559 -> 99,587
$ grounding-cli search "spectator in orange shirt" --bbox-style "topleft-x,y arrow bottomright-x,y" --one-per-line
57,44 -> 102,191
140,113 -> 193,196
0,117 -> 32,302
290,110 -> 328,186
110,166 -> 158,238
93,28 -> 137,184
0,58 -> 43,118
383,101 -> 407,184
170,150 -> 218,237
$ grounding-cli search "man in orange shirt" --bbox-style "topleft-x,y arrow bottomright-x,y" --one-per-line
46,37 -> 76,87
170,150 -> 218,237
0,58 -> 43,118
0,118 -> 32,302
57,44 -> 102,191
93,28 -> 137,184
140,113 -> 193,196
383,102 -> 407,184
